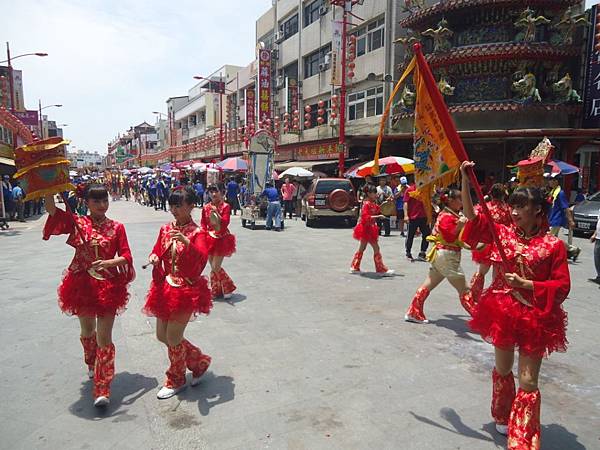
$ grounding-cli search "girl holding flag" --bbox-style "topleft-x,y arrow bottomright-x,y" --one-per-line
460,161 -> 569,449
404,187 -> 475,324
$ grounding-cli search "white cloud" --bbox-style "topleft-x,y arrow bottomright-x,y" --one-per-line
5,0 -> 268,153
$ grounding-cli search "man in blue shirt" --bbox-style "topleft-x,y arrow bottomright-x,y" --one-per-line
548,175 -> 580,261
12,181 -> 26,222
157,176 -> 169,211
261,182 -> 281,231
193,180 -> 205,207
226,177 -> 240,215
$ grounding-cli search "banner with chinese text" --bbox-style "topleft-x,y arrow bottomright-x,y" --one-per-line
258,49 -> 272,123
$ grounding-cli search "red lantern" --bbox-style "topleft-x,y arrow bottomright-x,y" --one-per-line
293,124 -> 299,130
293,117 -> 299,123
304,105 -> 312,113
331,94 -> 338,102
318,108 -> 325,116
318,100 -> 325,108
349,44 -> 355,53
283,112 -> 290,119
304,113 -> 311,120
350,35 -> 357,43
293,110 -> 299,116
348,62 -> 355,70
330,111 -> 337,119
304,120 -> 311,128
317,117 -> 325,125
348,71 -> 355,79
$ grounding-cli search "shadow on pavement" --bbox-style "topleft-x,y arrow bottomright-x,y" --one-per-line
432,314 -> 479,342
541,423 -> 586,450
214,293 -> 247,306
181,371 -> 235,417
69,371 -> 158,420
410,408 -> 494,443
0,230 -> 23,237
359,272 -> 404,279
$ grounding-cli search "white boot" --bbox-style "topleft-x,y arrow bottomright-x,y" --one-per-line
94,396 -> 109,407
157,385 -> 186,400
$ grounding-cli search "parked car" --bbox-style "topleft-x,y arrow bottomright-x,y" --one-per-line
301,178 -> 358,227
572,191 -> 600,235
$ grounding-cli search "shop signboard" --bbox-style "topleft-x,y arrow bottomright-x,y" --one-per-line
583,4 -> 600,128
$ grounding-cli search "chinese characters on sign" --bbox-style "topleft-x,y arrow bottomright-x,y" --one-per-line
258,49 -> 272,124
583,4 -> 600,128
331,20 -> 343,86
286,78 -> 299,134
245,88 -> 256,131
296,140 -> 345,161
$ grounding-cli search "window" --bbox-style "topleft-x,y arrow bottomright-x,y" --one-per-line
304,0 -> 324,28
303,44 -> 331,78
351,17 -> 385,57
348,85 -> 384,121
281,14 -> 299,40
283,61 -> 298,81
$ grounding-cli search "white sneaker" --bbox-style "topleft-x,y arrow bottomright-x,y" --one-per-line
349,268 -> 360,274
404,314 -> 429,324
495,424 -> 508,435
223,293 -> 232,299
157,385 -> 186,400
94,396 -> 109,407
379,269 -> 395,277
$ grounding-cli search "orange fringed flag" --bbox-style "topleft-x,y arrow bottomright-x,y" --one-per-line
14,137 -> 74,201
411,56 -> 460,222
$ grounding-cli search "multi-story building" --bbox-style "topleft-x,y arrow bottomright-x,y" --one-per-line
67,149 -> 104,170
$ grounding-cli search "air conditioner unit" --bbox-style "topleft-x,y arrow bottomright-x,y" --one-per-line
319,6 -> 329,16
275,76 -> 285,89
271,49 -> 279,60
274,31 -> 285,44
318,63 -> 329,72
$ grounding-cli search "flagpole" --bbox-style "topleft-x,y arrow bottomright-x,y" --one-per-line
412,43 -> 511,270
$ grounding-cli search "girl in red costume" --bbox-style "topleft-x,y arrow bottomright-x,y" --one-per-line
43,185 -> 134,407
460,161 -> 569,449
350,185 -> 394,276
144,186 -> 212,400
404,188 -> 475,324
470,183 -> 513,302
201,185 -> 237,299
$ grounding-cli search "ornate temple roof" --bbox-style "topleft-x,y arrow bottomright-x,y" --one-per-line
400,0 -> 581,29
425,42 -> 580,69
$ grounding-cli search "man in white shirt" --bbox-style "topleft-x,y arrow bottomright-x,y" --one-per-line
589,208 -> 600,285
376,176 -> 393,236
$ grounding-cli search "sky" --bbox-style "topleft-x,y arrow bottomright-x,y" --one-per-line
4,0 -> 270,154
5,1 -> 599,154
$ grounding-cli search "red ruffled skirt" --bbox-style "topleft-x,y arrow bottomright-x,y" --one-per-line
143,276 -> 212,323
58,270 -> 130,317
469,287 -> 568,358
353,222 -> 379,244
204,232 -> 236,257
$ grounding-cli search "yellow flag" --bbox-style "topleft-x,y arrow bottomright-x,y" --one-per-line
411,63 -> 460,222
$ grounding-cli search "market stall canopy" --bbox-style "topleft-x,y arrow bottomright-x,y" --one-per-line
138,167 -> 153,174
279,167 -> 314,178
545,159 -> 580,176
274,159 -> 338,171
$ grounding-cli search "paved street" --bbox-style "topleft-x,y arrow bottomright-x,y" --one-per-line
1,200 -> 599,450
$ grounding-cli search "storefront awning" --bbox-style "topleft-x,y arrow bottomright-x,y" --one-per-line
0,157 -> 15,167
274,159 -> 339,171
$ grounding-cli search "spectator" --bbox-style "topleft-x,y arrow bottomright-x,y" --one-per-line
589,206 -> 600,285
157,176 -> 168,211
574,189 -> 586,205
403,178 -> 431,261
548,175 -> 581,261
261,182 -> 282,231
194,180 -> 205,207
294,180 -> 305,217
393,176 -> 408,236
281,177 -> 297,220
2,175 -> 14,219
12,181 -> 26,222
148,179 -> 157,208
376,176 -> 393,237
226,177 -> 240,215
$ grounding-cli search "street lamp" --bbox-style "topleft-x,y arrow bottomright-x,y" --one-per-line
38,101 -> 62,139
193,74 -> 229,161
3,42 -> 48,147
